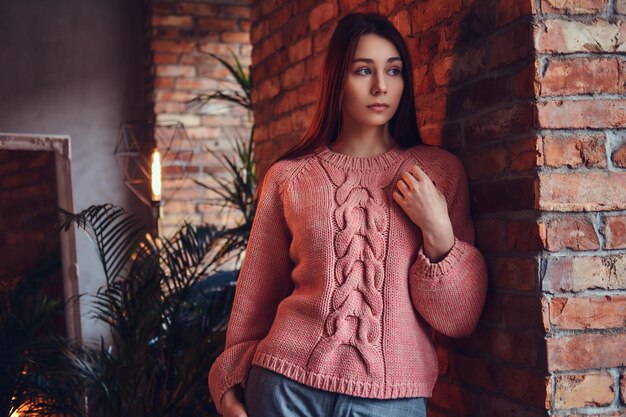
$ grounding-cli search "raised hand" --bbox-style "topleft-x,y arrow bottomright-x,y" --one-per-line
392,164 -> 455,263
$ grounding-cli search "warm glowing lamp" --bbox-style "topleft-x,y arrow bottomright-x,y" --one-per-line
151,148 -> 162,202
151,147 -> 163,237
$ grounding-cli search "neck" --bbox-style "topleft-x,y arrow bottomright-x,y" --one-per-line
331,127 -> 396,157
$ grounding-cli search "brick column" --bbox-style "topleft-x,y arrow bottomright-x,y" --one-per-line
414,0 -> 550,415
535,1 -> 626,415
150,0 -> 252,237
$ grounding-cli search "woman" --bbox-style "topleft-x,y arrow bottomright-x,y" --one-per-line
209,11 -> 488,417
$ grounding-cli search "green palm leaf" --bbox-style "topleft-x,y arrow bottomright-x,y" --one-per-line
60,205 -> 236,417
59,204 -> 148,284
188,47 -> 251,110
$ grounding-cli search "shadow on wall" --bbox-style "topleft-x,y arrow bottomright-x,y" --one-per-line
414,0 -> 549,416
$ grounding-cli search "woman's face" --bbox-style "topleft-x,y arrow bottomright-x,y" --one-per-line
341,34 -> 404,129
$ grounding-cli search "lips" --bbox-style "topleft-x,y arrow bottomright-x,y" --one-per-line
367,103 -> 389,112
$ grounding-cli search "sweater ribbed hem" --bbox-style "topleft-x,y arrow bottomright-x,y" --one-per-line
251,351 -> 436,399
315,144 -> 404,172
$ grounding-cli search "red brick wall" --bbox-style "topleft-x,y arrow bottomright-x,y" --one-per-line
150,0 -> 252,237
249,0 -> 330,175
410,1 -> 550,415
535,1 -> 626,415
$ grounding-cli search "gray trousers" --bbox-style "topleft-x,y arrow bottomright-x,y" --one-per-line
243,365 -> 428,417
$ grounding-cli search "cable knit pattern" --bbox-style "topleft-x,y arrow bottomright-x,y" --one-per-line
306,166 -> 394,379
208,143 -> 488,415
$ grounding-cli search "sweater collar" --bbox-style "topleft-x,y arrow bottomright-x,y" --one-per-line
315,143 -> 403,172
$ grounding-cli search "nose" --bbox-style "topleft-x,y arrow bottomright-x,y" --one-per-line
372,72 -> 387,95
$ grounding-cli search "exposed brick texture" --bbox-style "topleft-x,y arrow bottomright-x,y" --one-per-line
535,19 -> 626,54
605,215 -> 626,249
543,254 -> 626,292
548,296 -> 626,330
535,29 -> 626,406
541,0 -> 608,14
547,332 -> 626,371
554,372 -> 615,409
542,134 -> 607,168
539,58 -> 626,96
542,215 -> 600,251
151,0 -> 252,237
539,172 -> 626,211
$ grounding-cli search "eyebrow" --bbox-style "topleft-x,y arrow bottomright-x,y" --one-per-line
352,57 -> 402,64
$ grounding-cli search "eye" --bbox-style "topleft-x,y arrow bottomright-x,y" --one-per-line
354,67 -> 402,76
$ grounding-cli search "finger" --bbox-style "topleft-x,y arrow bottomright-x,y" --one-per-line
392,190 -> 404,204
401,172 -> 418,189
397,179 -> 410,195
410,164 -> 428,181
412,165 -> 438,190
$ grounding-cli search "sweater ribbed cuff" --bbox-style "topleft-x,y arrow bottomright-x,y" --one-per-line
411,236 -> 468,287
209,341 -> 260,415
215,371 -> 247,416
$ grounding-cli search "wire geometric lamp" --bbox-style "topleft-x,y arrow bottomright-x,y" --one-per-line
114,121 -> 194,207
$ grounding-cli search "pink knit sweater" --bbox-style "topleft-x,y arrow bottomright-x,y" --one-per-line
208,142 -> 488,415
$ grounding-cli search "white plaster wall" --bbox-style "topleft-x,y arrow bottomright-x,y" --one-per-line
0,0 -> 152,343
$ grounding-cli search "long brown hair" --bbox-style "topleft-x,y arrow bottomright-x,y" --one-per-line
283,12 -> 421,156
256,12 -> 422,198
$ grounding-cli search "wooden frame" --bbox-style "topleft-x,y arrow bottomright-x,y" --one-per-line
0,133 -> 82,342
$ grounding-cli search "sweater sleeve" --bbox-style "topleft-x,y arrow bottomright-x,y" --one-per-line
408,154 -> 488,338
208,162 -> 295,415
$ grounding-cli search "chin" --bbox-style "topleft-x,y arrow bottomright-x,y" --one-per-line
363,118 -> 391,126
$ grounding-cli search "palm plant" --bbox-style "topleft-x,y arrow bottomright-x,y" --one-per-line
188,47 -> 258,268
189,48 -> 251,111
59,204 -> 236,417
0,254 -> 83,417
193,131 -> 256,267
